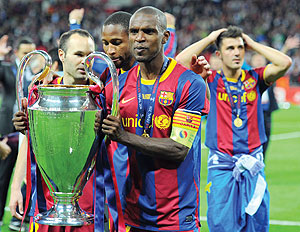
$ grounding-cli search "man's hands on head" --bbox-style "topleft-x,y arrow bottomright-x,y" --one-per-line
242,33 -> 256,50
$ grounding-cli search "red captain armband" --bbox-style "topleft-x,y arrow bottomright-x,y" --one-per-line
170,110 -> 201,148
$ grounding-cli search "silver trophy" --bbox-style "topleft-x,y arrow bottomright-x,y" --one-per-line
16,50 -> 119,226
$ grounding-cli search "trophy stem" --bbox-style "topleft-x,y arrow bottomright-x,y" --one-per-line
34,192 -> 94,226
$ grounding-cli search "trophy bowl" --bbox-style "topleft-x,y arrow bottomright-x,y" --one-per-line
28,85 -> 98,226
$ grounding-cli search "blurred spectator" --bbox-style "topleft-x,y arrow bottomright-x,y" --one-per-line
0,35 -> 35,232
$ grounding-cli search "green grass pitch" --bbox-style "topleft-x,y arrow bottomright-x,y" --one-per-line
2,105 -> 300,231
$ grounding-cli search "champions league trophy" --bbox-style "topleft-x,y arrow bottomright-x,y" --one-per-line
16,50 -> 119,226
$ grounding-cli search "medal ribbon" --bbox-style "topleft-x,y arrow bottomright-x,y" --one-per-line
220,71 -> 243,118
136,57 -> 169,136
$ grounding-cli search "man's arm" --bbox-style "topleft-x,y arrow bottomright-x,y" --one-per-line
9,137 -> 27,219
69,8 -> 84,30
242,33 -> 292,84
101,115 -> 189,162
176,29 -> 226,68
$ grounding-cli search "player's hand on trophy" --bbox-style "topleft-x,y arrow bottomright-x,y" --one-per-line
190,55 -> 212,80
0,137 -> 12,160
102,115 -> 125,142
9,186 -> 24,220
12,98 -> 28,134
94,110 -> 103,134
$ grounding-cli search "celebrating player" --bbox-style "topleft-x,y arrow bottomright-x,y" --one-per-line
176,26 -> 292,231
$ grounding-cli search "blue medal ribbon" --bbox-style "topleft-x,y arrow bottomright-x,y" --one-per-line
220,71 -> 243,119
136,57 -> 169,136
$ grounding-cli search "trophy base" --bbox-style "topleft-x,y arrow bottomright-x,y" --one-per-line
34,193 -> 94,226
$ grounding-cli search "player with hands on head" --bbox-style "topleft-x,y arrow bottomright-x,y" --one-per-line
176,26 -> 292,232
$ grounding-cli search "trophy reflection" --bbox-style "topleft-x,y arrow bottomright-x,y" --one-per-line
16,50 -> 119,226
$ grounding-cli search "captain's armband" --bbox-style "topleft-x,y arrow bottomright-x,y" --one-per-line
170,110 -> 201,148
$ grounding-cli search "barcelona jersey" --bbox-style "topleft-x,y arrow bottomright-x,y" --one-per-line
104,58 -> 208,231
205,68 -> 269,156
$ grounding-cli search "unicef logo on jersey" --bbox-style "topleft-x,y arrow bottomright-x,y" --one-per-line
179,130 -> 188,138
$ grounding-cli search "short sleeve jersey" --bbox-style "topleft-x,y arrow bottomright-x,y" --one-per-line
104,58 -> 208,231
205,68 -> 269,156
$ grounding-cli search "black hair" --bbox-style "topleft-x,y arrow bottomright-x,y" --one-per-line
103,11 -> 132,33
215,25 -> 243,49
15,36 -> 34,50
48,47 -> 63,71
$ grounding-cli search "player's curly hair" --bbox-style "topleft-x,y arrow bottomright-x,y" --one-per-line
215,25 -> 243,49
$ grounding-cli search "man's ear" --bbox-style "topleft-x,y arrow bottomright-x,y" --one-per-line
58,49 -> 65,63
215,50 -> 221,59
162,30 -> 170,44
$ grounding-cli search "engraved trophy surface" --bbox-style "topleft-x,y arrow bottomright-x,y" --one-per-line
16,50 -> 119,226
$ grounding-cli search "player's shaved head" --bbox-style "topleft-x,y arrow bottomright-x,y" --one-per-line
131,6 -> 167,33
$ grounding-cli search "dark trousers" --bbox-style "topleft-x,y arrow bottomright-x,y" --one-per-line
263,111 -> 272,159
0,133 -> 19,221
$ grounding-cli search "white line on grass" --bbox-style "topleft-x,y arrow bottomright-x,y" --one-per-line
270,131 -> 300,141
201,131 -> 300,149
200,216 -> 300,226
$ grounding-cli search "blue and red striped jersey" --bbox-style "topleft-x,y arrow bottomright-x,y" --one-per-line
104,58 -> 208,231
205,68 -> 269,156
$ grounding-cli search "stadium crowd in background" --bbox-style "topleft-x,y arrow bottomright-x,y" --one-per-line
0,0 -> 299,84
0,1 -> 299,232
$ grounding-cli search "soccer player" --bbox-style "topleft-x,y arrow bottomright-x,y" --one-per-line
68,8 -> 177,80
100,6 -> 209,231
10,29 -> 96,232
176,26 -> 292,231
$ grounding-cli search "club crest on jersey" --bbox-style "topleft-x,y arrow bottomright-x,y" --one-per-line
155,115 -> 171,130
159,91 -> 174,106
243,78 -> 256,90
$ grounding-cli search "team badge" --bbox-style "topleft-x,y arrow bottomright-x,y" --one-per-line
155,115 -> 171,130
159,91 -> 174,106
247,90 -> 257,102
243,78 -> 256,90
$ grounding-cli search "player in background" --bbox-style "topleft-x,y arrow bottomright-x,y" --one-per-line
176,25 -> 292,232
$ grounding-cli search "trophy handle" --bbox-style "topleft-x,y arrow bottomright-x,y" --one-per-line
84,52 -> 119,116
16,50 -> 52,111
